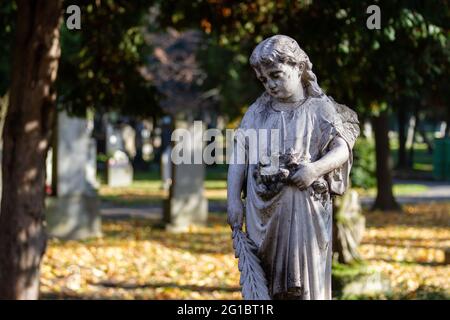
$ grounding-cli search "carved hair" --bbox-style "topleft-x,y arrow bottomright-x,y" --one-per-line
249,35 -> 323,97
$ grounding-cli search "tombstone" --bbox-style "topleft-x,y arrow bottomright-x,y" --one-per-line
87,138 -> 99,189
363,122 -> 373,139
106,122 -> 124,156
107,150 -> 133,187
45,111 -> 101,240
121,124 -> 136,159
163,119 -> 208,232
160,146 -> 172,191
333,190 -> 366,264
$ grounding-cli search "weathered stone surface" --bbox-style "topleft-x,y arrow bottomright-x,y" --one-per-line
46,195 -> 101,240
106,123 -> 125,156
107,150 -> 133,188
164,120 -> 208,232
46,112 -> 101,240
160,146 -> 172,191
333,190 -> 366,264
227,35 -> 360,300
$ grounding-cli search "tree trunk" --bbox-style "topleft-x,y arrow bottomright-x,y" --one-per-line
0,0 -> 62,300
371,112 -> 401,211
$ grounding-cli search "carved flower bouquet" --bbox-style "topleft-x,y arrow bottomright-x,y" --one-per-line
253,148 -> 304,200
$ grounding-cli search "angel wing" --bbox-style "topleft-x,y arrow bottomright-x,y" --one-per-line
327,96 -> 360,149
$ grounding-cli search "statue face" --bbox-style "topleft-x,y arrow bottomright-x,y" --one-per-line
255,62 -> 304,102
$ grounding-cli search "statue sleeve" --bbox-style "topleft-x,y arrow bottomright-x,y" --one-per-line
233,108 -> 255,199
317,97 -> 360,195
233,109 -> 253,162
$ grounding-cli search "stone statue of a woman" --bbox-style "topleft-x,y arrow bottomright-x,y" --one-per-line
227,35 -> 359,300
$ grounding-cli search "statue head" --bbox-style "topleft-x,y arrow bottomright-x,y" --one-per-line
250,35 -> 323,100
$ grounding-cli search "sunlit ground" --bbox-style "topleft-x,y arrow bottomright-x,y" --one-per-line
40,202 -> 450,299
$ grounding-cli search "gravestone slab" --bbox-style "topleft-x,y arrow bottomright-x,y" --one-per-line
46,111 -> 101,240
106,123 -> 124,156
160,146 -> 172,190
163,120 -> 208,232
107,150 -> 133,187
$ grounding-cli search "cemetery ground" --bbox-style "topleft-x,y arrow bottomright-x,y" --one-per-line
39,166 -> 450,300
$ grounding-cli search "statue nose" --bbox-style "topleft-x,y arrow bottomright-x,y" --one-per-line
268,81 -> 276,90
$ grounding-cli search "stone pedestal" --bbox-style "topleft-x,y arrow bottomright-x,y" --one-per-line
46,112 -> 101,240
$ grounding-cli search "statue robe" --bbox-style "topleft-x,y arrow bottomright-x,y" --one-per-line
235,93 -> 356,300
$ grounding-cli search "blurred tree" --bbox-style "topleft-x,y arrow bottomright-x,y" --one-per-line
0,0 -> 63,299
58,0 -> 161,118
0,0 -> 162,299
157,0 -> 450,210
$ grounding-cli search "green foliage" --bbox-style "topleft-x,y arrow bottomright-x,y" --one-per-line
59,0 -> 161,117
351,137 -> 376,188
157,0 -> 450,121
197,40 -> 261,120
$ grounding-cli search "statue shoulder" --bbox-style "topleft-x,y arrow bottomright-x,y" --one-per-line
250,92 -> 270,113
310,95 -> 336,118
239,93 -> 269,128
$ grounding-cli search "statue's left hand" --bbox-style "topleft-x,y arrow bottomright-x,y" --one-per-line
290,163 -> 320,190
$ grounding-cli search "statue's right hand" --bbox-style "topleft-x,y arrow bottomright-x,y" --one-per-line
227,199 -> 244,230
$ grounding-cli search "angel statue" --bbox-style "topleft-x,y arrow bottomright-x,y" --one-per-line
227,35 -> 360,300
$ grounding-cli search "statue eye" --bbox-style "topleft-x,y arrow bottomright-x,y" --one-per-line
259,77 -> 267,83
271,72 -> 281,79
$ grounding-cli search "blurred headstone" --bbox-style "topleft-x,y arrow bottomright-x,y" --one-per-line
46,111 -> 101,240
160,146 -> 172,190
363,122 -> 372,139
121,123 -> 136,159
106,122 -> 124,156
333,190 -> 365,264
406,115 -> 416,149
140,120 -> 154,162
163,120 -> 208,232
87,138 -> 99,189
437,122 -> 447,138
107,150 -> 133,187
